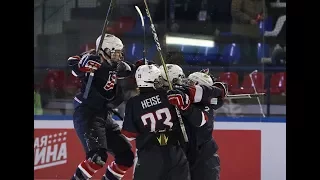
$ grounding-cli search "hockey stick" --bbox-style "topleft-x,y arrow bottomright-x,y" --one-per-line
249,70 -> 266,117
111,109 -> 124,121
83,0 -> 115,99
226,93 -> 265,100
143,0 -> 189,142
134,6 -> 147,65
201,69 -> 266,100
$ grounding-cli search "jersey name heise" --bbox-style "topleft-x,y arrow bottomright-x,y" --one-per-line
141,95 -> 162,109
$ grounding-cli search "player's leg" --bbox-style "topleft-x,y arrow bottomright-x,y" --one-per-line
101,117 -> 134,180
191,153 -> 220,180
133,146 -> 165,180
190,143 -> 220,180
71,106 -> 109,180
165,146 -> 191,180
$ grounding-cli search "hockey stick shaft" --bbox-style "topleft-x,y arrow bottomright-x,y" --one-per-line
143,0 -> 189,142
111,109 -> 124,121
134,6 -> 147,65
226,93 -> 265,99
83,0 -> 115,99
249,70 -> 266,117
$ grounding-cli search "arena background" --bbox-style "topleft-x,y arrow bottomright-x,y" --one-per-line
34,0 -> 286,179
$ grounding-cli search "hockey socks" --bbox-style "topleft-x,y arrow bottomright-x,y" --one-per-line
71,160 -> 102,180
102,161 -> 130,180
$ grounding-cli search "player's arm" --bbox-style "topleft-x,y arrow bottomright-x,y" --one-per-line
211,97 -> 224,110
67,55 -> 84,77
116,61 -> 138,101
116,61 -> 135,80
210,82 -> 227,109
167,89 -> 208,127
119,60 -> 156,90
120,98 -> 140,141
178,85 -> 225,109
117,61 -> 137,89
186,85 -> 222,103
67,50 -> 101,79
180,83 -> 227,106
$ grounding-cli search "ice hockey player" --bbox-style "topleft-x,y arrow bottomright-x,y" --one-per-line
120,64 -> 210,180
67,34 -> 135,180
159,64 -> 227,180
158,64 -> 225,107
185,71 -> 226,180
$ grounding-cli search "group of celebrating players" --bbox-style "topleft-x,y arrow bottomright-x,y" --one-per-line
67,34 -> 227,180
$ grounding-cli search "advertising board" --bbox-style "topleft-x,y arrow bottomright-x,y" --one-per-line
34,116 -> 285,180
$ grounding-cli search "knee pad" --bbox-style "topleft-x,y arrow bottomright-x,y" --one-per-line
86,148 -> 108,166
115,149 -> 134,168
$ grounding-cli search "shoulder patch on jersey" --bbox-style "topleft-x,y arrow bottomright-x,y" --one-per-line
210,98 -> 218,105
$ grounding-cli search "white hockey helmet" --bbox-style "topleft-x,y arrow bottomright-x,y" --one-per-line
135,64 -> 162,89
187,71 -> 214,87
96,34 -> 124,64
159,64 -> 185,85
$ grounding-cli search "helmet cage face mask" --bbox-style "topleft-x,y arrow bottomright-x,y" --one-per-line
100,48 -> 124,64
154,76 -> 165,89
171,74 -> 185,85
162,75 -> 185,87
96,34 -> 124,65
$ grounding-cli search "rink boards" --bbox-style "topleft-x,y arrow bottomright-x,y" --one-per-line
34,116 -> 285,180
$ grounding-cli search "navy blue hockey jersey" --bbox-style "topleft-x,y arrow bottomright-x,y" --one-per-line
67,51 -> 133,110
121,89 -> 209,149
175,85 -> 222,164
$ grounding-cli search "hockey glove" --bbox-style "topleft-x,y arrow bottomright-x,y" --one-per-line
167,89 -> 191,111
200,68 -> 210,74
135,59 -> 157,68
135,59 -> 145,68
78,54 -> 101,72
116,61 -> 133,79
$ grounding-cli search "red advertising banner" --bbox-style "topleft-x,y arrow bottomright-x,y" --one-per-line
34,129 -> 260,180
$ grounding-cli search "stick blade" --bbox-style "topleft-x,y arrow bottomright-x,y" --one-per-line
249,93 -> 266,97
